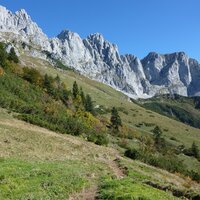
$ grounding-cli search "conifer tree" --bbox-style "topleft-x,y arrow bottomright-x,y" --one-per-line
43,74 -> 54,95
55,74 -> 61,85
85,94 -> 94,114
72,81 -> 79,99
191,142 -> 199,159
110,107 -> 122,130
153,125 -> 162,145
44,74 -> 51,88
80,87 -> 85,105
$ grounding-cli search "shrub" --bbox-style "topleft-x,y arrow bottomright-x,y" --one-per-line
183,142 -> 200,159
0,67 -> 4,76
74,110 -> 102,130
23,67 -> 43,86
124,148 -> 140,160
123,146 -> 198,181
87,133 -> 109,146
8,47 -> 19,63
0,42 -> 8,68
170,137 -> 177,141
95,134 -> 109,146
187,170 -> 200,182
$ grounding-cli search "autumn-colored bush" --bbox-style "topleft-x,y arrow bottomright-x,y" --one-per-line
23,67 -> 43,86
0,67 -> 4,76
74,109 -> 102,130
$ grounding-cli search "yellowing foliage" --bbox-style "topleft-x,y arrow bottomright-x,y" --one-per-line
44,101 -> 62,116
74,95 -> 82,105
0,67 -> 4,76
10,63 -> 23,75
75,109 -> 103,130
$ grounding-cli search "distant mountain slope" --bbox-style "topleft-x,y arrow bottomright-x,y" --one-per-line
137,94 -> 200,129
0,5 -> 200,98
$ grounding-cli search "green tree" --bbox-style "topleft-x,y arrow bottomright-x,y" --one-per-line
80,87 -> 85,105
153,126 -> 162,144
55,74 -> 61,86
60,89 -> 69,106
110,107 -> 122,130
191,142 -> 199,159
43,74 -> 51,88
72,81 -> 79,99
152,126 -> 166,151
43,74 -> 54,95
8,47 -> 19,63
85,94 -> 94,114
53,75 -> 62,99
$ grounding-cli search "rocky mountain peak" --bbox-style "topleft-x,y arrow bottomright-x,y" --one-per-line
0,6 -> 31,31
0,6 -> 51,52
15,9 -> 30,21
165,51 -> 189,61
85,32 -> 120,63
57,29 -> 80,41
86,33 -> 107,50
86,32 -> 118,50
87,32 -> 104,41
0,5 -> 7,12
0,5 -> 199,99
143,52 -> 162,61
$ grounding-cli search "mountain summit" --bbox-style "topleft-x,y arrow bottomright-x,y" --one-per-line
0,6 -> 199,98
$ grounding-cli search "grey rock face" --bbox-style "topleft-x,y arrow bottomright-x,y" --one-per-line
141,52 -> 197,96
0,5 -> 200,98
0,6 -> 51,51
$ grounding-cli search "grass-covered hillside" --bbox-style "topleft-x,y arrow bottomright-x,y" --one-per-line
1,108 -> 200,199
0,108 -> 117,199
0,42 -> 200,199
21,54 -> 200,148
137,94 -> 200,129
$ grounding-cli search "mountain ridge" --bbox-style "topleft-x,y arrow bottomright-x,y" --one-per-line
0,5 -> 199,98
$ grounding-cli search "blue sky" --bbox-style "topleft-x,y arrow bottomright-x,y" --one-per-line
1,0 -> 200,61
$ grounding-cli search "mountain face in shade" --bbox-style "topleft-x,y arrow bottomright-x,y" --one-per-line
0,5 -> 199,98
